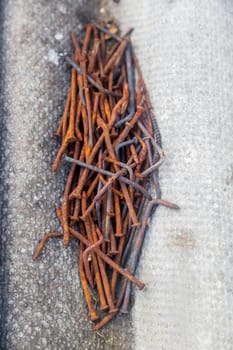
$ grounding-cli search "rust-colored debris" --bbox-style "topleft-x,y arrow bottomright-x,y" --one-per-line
33,21 -> 179,331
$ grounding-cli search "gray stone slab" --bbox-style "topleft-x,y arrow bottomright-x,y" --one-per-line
0,1 -> 135,349
105,0 -> 233,349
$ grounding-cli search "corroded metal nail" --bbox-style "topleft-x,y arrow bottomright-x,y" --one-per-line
79,242 -> 99,322
83,226 -> 104,288
62,141 -> 80,246
33,232 -> 63,260
66,56 -> 121,97
92,22 -> 122,42
121,199 -> 179,311
64,156 -> 152,200
115,137 -> 138,159
113,106 -> 144,147
115,45 -> 136,128
80,169 -> 125,221
69,227 -> 145,290
103,28 -> 134,74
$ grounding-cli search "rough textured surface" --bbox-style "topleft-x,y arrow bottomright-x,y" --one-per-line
0,0 -> 8,346
0,1 -> 135,349
105,1 -> 233,349
2,0 -> 233,349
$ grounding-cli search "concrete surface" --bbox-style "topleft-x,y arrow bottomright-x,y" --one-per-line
105,0 -> 233,349
0,0 -> 8,346
0,1 -> 134,349
1,0 -> 233,349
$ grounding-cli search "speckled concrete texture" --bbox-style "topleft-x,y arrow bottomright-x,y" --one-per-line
105,0 -> 233,349
0,1 -> 135,349
0,0 -> 8,346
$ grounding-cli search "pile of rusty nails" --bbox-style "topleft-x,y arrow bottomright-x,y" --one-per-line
33,21 -> 179,331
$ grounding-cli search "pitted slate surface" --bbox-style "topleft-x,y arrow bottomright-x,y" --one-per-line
0,1 -> 135,349
105,1 -> 233,349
